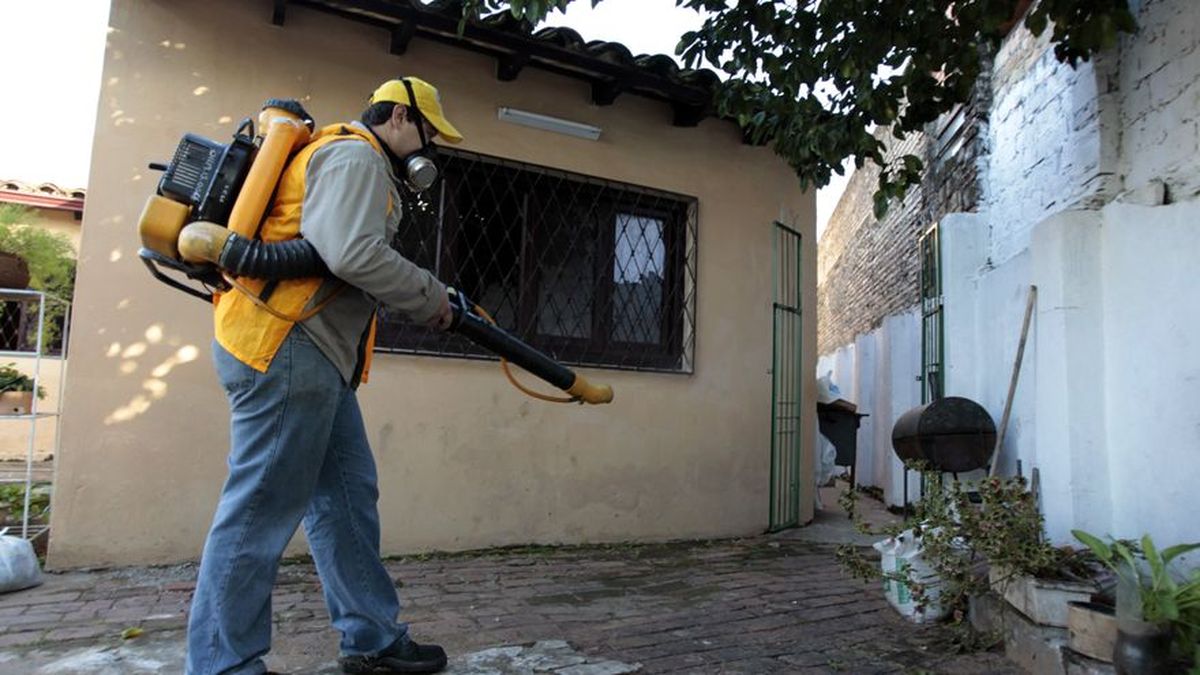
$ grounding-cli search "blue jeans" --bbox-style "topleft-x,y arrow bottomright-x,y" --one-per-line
186,329 -> 407,675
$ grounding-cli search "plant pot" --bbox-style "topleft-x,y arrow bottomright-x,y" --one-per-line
0,390 -> 33,415
989,565 -> 1095,627
1068,601 -> 1117,663
1113,619 -> 1173,675
0,252 -> 30,289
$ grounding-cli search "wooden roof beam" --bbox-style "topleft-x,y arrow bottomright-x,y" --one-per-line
390,20 -> 417,55
496,53 -> 529,82
591,79 -> 623,106
672,102 -> 707,127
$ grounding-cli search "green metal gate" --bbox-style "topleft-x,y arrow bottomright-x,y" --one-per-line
919,223 -> 944,403
769,222 -> 803,531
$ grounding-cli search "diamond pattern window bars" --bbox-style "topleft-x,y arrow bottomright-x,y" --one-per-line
0,294 -> 68,356
377,148 -> 698,374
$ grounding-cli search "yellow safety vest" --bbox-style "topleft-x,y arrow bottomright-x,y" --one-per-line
213,123 -> 385,380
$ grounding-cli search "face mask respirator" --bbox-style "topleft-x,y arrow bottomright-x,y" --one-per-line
397,78 -> 439,193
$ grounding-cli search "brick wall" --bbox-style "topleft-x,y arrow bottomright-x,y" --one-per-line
983,23 -> 1121,265
1119,0 -> 1200,201
817,67 -> 991,355
816,132 -> 922,354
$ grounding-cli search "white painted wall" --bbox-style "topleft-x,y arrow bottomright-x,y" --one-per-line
940,215 -> 1037,482
1024,199 -> 1200,549
1099,200 -> 1200,547
816,309 -> 922,508
1030,210 -> 1110,543
938,0 -> 1200,550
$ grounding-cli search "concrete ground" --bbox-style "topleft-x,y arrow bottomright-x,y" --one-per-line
781,485 -> 905,548
0,530 -> 1020,675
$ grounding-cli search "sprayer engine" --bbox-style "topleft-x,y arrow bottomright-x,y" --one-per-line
137,99 -> 319,300
138,121 -> 257,299
155,128 -> 256,227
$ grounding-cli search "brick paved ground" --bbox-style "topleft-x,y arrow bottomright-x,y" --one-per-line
0,537 -> 1020,674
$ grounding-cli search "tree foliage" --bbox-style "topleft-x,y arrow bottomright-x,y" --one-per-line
0,205 -> 76,350
460,0 -> 1136,216
0,205 -> 76,297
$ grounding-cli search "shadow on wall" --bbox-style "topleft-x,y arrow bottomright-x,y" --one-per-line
101,320 -> 199,425
96,32 -> 253,426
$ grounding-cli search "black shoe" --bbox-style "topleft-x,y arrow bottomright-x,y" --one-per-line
339,637 -> 448,674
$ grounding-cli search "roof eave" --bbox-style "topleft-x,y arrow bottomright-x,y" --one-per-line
0,190 -> 85,214
278,0 -> 724,128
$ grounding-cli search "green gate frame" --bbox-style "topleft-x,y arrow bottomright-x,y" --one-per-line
919,223 -> 944,404
769,222 -> 803,531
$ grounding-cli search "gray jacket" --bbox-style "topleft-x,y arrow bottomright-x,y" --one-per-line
297,122 -> 444,384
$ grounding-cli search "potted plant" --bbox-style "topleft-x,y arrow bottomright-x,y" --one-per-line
968,477 -> 1098,628
0,251 -> 30,289
838,472 -> 1102,648
0,362 -> 45,415
1073,530 -> 1200,675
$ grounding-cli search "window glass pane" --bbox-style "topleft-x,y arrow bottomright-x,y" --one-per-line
446,162 -> 524,332
612,213 -> 664,344
536,206 -> 595,340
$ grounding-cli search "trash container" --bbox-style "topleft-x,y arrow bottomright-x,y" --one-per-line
816,400 -> 869,488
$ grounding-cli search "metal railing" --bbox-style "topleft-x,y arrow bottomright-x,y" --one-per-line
0,289 -> 70,542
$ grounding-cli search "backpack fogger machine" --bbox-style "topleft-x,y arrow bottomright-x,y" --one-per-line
136,99 -> 613,405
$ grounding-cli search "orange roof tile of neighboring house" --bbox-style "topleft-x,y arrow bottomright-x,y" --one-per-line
0,179 -> 86,213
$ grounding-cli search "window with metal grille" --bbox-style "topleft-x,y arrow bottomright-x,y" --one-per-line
0,294 -> 69,357
376,148 -> 697,373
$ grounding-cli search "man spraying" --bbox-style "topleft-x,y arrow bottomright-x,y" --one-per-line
185,77 -> 458,675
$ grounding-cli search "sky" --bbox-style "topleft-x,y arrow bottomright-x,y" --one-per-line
0,0 -> 848,236
0,1 -> 111,189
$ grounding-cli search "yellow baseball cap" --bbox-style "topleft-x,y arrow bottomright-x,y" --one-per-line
369,77 -> 463,144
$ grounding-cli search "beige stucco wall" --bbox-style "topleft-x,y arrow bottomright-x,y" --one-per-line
1,208 -> 82,253
49,0 -> 816,568
0,357 -> 65,462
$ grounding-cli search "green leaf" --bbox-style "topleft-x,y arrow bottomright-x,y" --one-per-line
1143,534 -> 1165,581
121,627 -> 144,640
1025,10 -> 1048,37
1158,593 -> 1180,622
1114,542 -> 1141,582
675,31 -> 697,56
1162,542 -> 1200,565
873,192 -> 890,219
1072,530 -> 1114,564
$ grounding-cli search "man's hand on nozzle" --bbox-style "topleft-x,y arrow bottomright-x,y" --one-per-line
426,287 -> 453,331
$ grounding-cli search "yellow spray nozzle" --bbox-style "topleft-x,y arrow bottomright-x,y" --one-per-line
566,375 -> 615,405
